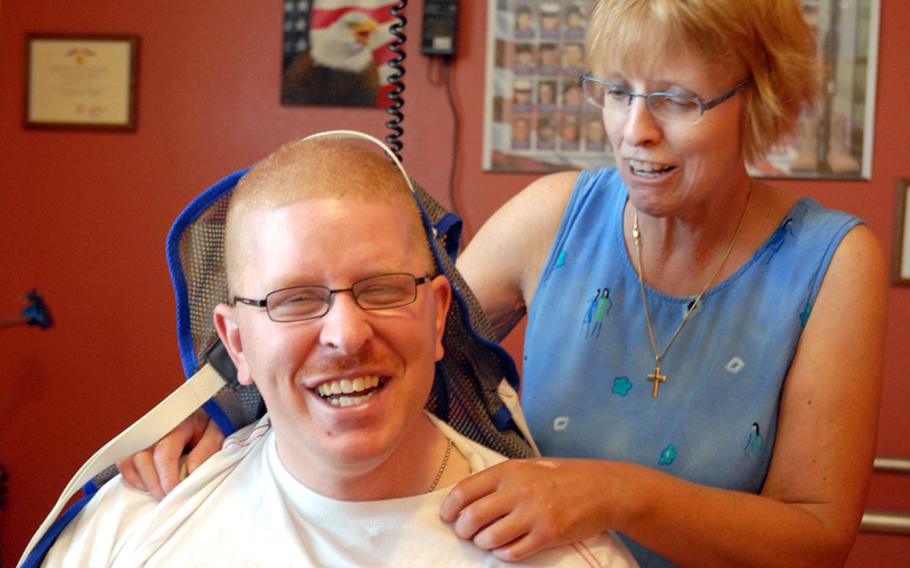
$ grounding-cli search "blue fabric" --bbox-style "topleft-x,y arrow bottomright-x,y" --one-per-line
166,168 -> 250,388
421,202 -> 522,396
434,212 -> 463,262
19,482 -> 99,568
521,168 -> 861,567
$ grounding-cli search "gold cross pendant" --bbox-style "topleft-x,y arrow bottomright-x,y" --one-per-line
647,365 -> 667,399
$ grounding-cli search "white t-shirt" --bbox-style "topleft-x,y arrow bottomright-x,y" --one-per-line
44,414 -> 636,567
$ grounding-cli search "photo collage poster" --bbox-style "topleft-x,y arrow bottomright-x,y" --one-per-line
483,1 -> 613,173
483,0 -> 879,179
750,0 -> 879,179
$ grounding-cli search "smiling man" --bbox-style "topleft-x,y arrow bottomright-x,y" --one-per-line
41,135 -> 635,567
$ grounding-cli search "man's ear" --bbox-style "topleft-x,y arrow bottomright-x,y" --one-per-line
430,275 -> 452,362
213,303 -> 254,386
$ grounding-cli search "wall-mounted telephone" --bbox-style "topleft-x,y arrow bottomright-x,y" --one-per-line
421,0 -> 458,57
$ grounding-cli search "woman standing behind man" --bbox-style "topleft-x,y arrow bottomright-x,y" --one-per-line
119,1 -> 886,566
441,0 -> 886,566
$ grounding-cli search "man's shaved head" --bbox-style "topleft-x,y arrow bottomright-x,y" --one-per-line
224,137 -> 434,295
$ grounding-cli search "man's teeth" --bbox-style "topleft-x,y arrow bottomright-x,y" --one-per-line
629,159 -> 672,174
316,375 -> 382,407
329,393 -> 374,407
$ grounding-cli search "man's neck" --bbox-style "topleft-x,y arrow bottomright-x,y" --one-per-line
274,413 -> 471,501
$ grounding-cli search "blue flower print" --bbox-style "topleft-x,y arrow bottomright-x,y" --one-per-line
611,376 -> 632,397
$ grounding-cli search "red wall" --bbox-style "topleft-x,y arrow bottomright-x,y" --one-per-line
1,1 -> 907,566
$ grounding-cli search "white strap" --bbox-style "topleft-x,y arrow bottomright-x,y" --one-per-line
18,364 -> 226,567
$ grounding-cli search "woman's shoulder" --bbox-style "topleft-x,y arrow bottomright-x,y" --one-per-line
745,184 -> 878,307
497,168 -> 625,250
516,167 -> 623,215
519,169 -> 581,201
748,183 -> 861,255
760,182 -> 861,228
487,170 -> 582,234
794,195 -> 864,228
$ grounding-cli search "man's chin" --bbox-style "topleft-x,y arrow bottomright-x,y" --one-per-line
301,432 -> 406,496
289,409 -> 404,469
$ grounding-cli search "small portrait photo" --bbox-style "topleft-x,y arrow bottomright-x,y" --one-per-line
564,4 -> 587,39
538,43 -> 560,75
514,4 -> 535,39
539,3 -> 561,39
537,80 -> 557,111
584,116 -> 607,151
512,79 -> 533,112
511,116 -> 532,150
559,115 -> 581,151
513,43 -> 536,75
561,79 -> 584,110
561,43 -> 585,73
536,117 -> 557,151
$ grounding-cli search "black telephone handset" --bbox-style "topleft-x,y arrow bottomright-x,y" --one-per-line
421,0 -> 458,57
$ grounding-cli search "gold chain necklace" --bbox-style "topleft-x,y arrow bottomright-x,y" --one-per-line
632,189 -> 752,399
426,439 -> 454,492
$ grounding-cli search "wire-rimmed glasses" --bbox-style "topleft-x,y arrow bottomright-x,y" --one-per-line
578,75 -> 754,124
233,273 -> 431,322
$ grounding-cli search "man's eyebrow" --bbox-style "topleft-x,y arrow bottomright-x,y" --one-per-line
270,266 -> 417,289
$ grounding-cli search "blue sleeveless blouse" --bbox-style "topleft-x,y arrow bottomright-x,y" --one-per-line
521,168 -> 861,567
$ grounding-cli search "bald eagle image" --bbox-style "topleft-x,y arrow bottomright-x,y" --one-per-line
282,11 -> 381,107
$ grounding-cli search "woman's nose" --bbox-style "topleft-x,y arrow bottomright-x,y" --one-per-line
622,96 -> 663,146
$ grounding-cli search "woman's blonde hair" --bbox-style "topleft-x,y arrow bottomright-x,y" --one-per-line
587,0 -> 817,163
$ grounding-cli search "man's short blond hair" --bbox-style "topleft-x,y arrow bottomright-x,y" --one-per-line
224,137 -> 434,295
587,0 -> 817,164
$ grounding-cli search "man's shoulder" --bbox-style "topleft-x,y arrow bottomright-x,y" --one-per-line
221,414 -> 273,451
426,413 -> 509,473
42,415 -> 274,566
41,474 -> 161,566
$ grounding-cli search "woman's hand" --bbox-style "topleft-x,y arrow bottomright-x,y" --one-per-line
440,458 -> 617,562
116,409 -> 223,499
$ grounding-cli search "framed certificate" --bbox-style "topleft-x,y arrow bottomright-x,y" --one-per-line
893,178 -> 910,286
25,34 -> 139,130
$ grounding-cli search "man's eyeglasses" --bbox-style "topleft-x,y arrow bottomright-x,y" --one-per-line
578,75 -> 754,124
233,273 -> 431,323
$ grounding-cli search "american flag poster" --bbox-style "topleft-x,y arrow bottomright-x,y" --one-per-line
282,0 -> 398,108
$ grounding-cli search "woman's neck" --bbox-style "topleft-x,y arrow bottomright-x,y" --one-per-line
624,178 -> 760,297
